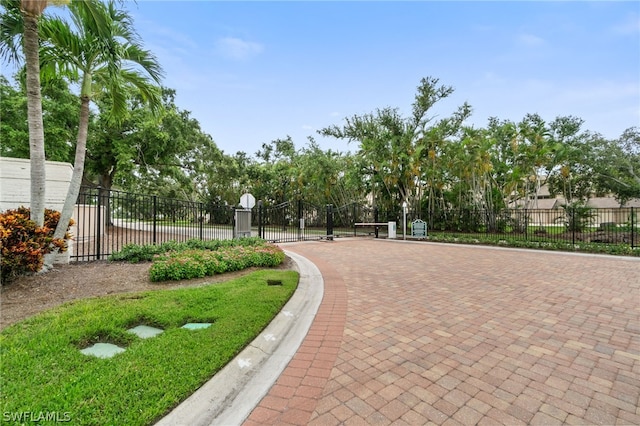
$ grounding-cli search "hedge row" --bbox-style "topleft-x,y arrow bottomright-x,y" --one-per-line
108,237 -> 267,263
149,244 -> 285,282
108,238 -> 286,282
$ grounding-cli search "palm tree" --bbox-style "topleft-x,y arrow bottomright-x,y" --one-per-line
38,0 -> 163,240
0,0 -> 65,225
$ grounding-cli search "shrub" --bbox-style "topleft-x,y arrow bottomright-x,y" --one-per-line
555,202 -> 595,232
148,243 -> 285,282
426,232 -> 640,257
109,237 -> 269,264
0,207 -> 73,284
108,243 -> 166,263
149,252 -> 207,281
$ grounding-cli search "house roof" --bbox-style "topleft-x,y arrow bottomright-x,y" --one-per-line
587,197 -> 640,208
510,197 -> 563,209
531,198 -> 562,209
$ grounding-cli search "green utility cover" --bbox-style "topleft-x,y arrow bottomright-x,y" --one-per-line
128,325 -> 164,339
181,323 -> 212,330
80,343 -> 126,359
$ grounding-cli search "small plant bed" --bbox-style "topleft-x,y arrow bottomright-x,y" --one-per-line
108,237 -> 286,281
425,233 -> 640,256
0,269 -> 298,425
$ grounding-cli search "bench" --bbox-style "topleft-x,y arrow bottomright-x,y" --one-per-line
354,222 -> 390,238
598,222 -> 617,231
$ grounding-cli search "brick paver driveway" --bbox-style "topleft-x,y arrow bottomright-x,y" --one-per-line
246,239 -> 640,425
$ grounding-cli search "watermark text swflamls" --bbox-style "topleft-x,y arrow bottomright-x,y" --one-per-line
2,411 -> 71,423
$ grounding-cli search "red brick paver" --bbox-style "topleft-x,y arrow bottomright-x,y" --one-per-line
244,240 -> 640,425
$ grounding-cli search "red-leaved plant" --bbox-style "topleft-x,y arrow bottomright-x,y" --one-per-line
0,207 -> 73,284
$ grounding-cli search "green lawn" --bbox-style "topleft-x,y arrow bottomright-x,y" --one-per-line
0,269 -> 298,426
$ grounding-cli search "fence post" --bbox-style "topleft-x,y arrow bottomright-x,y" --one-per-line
96,186 -> 102,260
353,203 -> 357,237
326,204 -> 333,240
258,200 -> 263,238
632,207 -> 635,249
374,206 -> 379,238
152,195 -> 157,245
199,202 -> 204,241
297,199 -> 303,241
571,206 -> 575,246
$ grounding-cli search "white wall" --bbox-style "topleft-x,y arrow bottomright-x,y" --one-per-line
0,157 -> 73,211
0,157 -> 73,263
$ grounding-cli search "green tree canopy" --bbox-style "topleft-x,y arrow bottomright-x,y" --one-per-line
0,73 -> 79,162
320,77 -> 471,212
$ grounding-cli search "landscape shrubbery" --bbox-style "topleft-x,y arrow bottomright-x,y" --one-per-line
426,233 -> 640,256
0,207 -> 73,283
109,237 -> 286,282
108,237 -> 266,263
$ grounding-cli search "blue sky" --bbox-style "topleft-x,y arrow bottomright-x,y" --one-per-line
99,1 -> 640,155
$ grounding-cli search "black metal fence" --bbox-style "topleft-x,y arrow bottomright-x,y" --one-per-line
376,206 -> 638,249
72,188 -> 343,261
253,200 -> 382,242
73,187 -> 237,261
254,200 -> 325,243
71,187 -> 638,261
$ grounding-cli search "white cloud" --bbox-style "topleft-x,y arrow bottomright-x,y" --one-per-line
302,124 -> 314,131
517,33 -> 545,47
147,25 -> 198,51
216,37 -> 264,60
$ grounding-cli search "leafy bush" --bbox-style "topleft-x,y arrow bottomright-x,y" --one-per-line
0,207 -> 73,283
556,202 -> 595,232
426,232 -> 639,257
109,237 -> 266,263
109,238 -> 285,282
108,243 -> 167,263
149,251 -> 208,281
148,243 -> 285,282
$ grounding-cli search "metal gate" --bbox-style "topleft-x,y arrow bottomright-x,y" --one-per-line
255,200 -> 332,242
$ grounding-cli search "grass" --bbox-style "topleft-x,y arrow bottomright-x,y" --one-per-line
0,269 -> 298,426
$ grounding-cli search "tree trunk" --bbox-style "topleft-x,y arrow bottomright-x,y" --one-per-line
21,0 -> 48,15
53,96 -> 90,239
22,12 -> 46,226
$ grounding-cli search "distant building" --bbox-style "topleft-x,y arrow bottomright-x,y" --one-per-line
509,178 -> 639,226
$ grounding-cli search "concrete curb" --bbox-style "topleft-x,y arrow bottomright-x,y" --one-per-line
155,250 -> 324,426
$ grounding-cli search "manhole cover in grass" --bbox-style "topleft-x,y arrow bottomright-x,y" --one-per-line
128,325 -> 164,339
181,323 -> 212,330
80,343 -> 126,359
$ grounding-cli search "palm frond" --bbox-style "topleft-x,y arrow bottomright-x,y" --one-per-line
121,42 -> 163,83
37,0 -> 162,118
0,0 -> 24,65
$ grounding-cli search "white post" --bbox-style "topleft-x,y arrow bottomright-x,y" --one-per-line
402,201 -> 407,240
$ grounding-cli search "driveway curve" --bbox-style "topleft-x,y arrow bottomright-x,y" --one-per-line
245,239 -> 640,426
